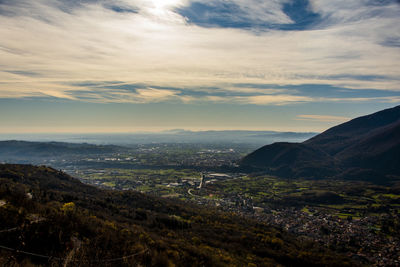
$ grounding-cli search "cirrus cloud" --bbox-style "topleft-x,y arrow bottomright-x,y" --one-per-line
0,0 -> 399,106
296,114 -> 351,122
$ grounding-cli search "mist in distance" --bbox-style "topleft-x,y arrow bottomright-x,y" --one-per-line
0,130 -> 317,146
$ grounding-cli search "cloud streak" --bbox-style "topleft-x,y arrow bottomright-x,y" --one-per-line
40,81 -> 399,105
296,114 -> 351,122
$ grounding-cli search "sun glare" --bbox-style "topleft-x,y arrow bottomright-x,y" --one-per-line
148,0 -> 182,9
144,0 -> 184,21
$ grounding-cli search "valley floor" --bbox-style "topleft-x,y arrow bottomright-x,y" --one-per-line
78,169 -> 400,266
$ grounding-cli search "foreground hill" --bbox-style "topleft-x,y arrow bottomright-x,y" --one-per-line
0,140 -> 122,160
240,105 -> 400,182
0,164 -> 353,266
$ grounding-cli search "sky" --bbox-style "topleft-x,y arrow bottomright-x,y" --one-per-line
0,0 -> 399,133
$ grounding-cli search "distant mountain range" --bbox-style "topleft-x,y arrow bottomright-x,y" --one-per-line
0,130 -> 317,145
0,140 -> 121,159
240,105 -> 400,183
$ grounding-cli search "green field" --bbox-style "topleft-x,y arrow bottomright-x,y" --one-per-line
203,175 -> 400,218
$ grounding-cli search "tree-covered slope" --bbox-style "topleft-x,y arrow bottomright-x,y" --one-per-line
240,105 -> 400,182
0,164 -> 353,266
0,140 -> 122,159
304,105 -> 400,155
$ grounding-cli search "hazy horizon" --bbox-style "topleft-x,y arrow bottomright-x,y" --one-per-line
0,129 -> 318,145
0,128 -> 319,135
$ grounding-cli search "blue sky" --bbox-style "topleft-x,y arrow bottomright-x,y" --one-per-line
0,0 -> 399,133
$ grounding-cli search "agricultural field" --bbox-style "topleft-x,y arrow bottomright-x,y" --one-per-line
194,176 -> 400,265
202,175 -> 400,218
77,168 -> 202,198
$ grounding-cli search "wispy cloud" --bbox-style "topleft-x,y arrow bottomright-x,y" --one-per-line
54,81 -> 400,105
0,0 -> 399,105
296,114 -> 351,122
62,85 -> 182,103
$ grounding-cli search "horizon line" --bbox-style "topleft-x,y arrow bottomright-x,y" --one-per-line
0,129 -> 320,135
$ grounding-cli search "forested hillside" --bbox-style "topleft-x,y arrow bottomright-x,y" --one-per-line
241,105 -> 400,182
0,164 -> 353,266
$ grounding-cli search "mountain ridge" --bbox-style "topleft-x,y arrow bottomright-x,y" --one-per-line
240,105 -> 400,182
304,105 -> 400,155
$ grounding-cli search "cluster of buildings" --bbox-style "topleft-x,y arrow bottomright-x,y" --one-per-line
185,182 -> 400,266
211,200 -> 399,266
258,208 -> 400,266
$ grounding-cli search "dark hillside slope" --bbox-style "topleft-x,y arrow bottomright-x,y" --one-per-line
240,142 -> 335,178
304,105 -> 400,155
0,140 -> 121,159
240,105 -> 400,182
0,164 -> 353,266
335,120 -> 400,174
241,142 -> 331,167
